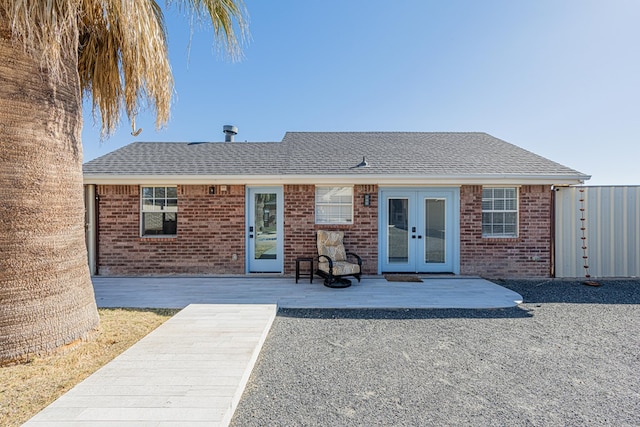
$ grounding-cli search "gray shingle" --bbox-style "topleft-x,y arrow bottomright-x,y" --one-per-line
83,132 -> 588,180
83,141 -> 285,175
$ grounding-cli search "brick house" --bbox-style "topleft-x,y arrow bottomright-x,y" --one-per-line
83,131 -> 589,278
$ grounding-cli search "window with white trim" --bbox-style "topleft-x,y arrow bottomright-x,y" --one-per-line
482,187 -> 518,237
315,186 -> 353,224
141,186 -> 178,236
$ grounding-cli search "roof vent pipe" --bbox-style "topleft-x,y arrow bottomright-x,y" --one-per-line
223,125 -> 238,142
357,156 -> 369,167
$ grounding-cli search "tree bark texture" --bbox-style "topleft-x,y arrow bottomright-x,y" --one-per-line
0,24 -> 99,363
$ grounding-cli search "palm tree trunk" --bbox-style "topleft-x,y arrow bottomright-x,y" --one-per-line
0,23 -> 99,363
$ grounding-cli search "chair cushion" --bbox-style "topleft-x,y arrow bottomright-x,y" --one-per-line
317,230 -> 347,262
318,261 -> 361,276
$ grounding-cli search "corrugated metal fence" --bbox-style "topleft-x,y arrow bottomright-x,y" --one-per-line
555,186 -> 640,278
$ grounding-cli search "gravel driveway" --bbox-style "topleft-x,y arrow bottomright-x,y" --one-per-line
231,280 -> 640,426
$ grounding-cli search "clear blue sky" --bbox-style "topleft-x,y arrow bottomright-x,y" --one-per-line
81,0 -> 640,186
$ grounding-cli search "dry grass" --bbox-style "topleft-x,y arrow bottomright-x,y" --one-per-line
0,307 -> 180,427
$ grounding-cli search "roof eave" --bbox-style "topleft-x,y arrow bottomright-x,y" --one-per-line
83,173 -> 591,186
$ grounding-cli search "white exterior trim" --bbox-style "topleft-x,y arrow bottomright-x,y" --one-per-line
84,173 -> 590,186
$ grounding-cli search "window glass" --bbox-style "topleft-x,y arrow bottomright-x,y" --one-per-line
315,186 -> 353,224
142,213 -> 178,236
482,187 -> 518,238
154,187 -> 166,198
141,186 -> 178,236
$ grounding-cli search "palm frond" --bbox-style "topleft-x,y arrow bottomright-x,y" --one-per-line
1,0 -> 248,136
0,0 -> 81,76
170,0 -> 248,60
77,0 -> 173,136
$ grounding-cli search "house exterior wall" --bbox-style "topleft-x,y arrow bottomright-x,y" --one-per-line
283,184 -> 378,275
459,185 -> 552,277
96,184 -> 245,275
93,183 -> 551,278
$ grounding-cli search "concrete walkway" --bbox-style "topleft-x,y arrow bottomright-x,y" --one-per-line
25,304 -> 276,426
25,276 -> 522,426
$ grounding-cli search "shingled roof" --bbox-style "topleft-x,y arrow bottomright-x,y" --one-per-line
83,132 -> 590,185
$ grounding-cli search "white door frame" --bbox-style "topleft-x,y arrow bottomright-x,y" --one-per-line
246,186 -> 284,273
378,187 -> 460,274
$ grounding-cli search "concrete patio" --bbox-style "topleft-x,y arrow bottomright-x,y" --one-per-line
91,275 -> 523,309
25,276 -> 522,426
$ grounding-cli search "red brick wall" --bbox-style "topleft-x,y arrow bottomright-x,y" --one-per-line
95,183 -> 551,277
97,184 -> 378,276
96,185 -> 245,275
459,185 -> 552,278
283,184 -> 378,275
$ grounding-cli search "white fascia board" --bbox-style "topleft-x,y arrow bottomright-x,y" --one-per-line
83,173 -> 591,186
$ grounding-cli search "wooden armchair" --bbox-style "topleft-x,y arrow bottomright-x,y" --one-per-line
316,230 -> 363,288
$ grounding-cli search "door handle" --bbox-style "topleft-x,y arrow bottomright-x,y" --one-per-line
418,235 -> 423,239
411,235 -> 416,239
249,234 -> 254,238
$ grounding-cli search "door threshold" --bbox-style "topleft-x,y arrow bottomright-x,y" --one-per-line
247,272 -> 285,276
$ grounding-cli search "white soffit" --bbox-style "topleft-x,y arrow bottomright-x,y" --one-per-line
84,173 -> 590,186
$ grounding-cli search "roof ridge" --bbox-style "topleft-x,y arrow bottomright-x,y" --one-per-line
284,131 -> 489,135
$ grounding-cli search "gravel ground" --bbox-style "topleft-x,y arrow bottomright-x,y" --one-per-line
230,279 -> 640,427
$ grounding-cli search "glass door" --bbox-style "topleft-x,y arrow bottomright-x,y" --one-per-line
380,189 -> 458,273
247,187 -> 283,272
417,196 -> 452,272
387,197 -> 414,271
381,192 -> 416,272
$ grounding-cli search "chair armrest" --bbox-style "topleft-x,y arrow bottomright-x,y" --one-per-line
346,252 -> 362,266
317,254 -> 334,268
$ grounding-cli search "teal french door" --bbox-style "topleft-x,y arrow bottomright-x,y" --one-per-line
380,188 -> 459,273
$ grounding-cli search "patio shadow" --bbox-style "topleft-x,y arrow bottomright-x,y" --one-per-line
277,306 -> 533,320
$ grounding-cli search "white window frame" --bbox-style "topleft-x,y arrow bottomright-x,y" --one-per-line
140,185 -> 178,236
481,187 -> 519,238
315,186 -> 354,225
